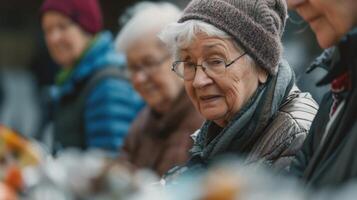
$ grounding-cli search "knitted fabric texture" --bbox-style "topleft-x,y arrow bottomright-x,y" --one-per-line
179,0 -> 287,75
40,0 -> 103,34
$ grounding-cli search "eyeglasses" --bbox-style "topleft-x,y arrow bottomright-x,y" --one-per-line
172,52 -> 246,80
128,54 -> 171,77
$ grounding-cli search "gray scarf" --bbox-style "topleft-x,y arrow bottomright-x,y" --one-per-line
190,61 -> 295,161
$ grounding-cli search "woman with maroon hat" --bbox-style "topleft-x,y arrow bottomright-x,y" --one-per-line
40,0 -> 144,154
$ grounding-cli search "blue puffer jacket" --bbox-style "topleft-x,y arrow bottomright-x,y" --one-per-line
51,31 -> 144,152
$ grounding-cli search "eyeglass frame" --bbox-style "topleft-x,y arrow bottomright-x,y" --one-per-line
171,52 -> 247,80
128,54 -> 172,77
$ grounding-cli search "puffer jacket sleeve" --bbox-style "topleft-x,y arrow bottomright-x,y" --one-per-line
270,129 -> 310,171
260,91 -> 318,171
84,78 -> 144,152
289,129 -> 315,177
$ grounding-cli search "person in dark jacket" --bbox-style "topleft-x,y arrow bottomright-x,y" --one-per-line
115,2 -> 204,176
40,0 -> 144,153
159,0 -> 318,177
288,0 -> 357,188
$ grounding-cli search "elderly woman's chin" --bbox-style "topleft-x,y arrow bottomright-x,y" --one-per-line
146,94 -> 173,114
146,98 -> 163,112
309,18 -> 343,49
50,49 -> 75,67
197,103 -> 228,123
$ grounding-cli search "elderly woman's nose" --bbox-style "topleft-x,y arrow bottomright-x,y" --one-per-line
132,71 -> 148,84
192,68 -> 213,88
46,29 -> 62,44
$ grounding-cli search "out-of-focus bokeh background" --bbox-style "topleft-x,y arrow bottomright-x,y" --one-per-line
0,0 -> 327,138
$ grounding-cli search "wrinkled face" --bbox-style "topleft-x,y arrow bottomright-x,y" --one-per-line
180,35 -> 267,127
42,11 -> 92,67
126,32 -> 183,113
294,0 -> 357,48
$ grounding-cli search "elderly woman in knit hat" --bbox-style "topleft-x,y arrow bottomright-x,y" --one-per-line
115,2 -> 204,176
160,0 -> 318,173
40,0 -> 144,153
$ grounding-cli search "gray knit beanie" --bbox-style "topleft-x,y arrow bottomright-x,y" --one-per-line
179,0 -> 287,75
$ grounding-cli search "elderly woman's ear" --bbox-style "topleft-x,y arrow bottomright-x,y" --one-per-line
257,67 -> 268,84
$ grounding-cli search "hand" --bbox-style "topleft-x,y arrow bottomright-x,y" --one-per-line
286,0 -> 306,9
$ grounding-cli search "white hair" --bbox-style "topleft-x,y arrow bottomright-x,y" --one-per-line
159,20 -> 231,59
159,20 -> 255,66
115,2 -> 181,53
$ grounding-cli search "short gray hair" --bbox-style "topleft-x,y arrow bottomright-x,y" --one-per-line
115,2 -> 181,53
159,20 -> 250,62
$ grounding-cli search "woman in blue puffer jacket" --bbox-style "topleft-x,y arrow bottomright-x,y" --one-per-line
40,0 -> 144,154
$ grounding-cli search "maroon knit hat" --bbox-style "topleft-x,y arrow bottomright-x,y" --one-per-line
40,0 -> 103,34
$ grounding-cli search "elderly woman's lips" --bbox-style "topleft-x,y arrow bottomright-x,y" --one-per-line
141,84 -> 155,91
306,15 -> 320,24
199,95 -> 221,101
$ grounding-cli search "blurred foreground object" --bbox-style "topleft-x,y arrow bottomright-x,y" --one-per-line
0,125 -> 41,167
0,125 -> 42,194
0,182 -> 17,200
23,149 -> 159,200
2,143 -> 357,199
0,131 -> 161,200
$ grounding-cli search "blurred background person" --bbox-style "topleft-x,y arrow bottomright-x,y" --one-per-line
160,0 -> 318,177
287,0 -> 357,188
40,0 -> 144,154
115,2 -> 204,176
